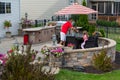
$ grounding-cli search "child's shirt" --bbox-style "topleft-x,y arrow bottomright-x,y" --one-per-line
83,34 -> 88,41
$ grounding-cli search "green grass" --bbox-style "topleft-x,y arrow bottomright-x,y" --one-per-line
56,69 -> 120,80
108,33 -> 120,51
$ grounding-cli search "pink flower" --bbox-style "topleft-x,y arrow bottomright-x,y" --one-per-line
0,53 -> 7,65
67,43 -> 74,48
51,47 -> 63,53
50,47 -> 64,57
41,46 -> 64,57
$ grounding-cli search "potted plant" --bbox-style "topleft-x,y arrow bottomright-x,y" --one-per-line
41,45 -> 63,73
67,43 -> 75,49
3,20 -> 12,37
20,18 -> 33,29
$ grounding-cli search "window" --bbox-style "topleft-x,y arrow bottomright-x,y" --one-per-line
114,2 -> 120,15
0,2 -> 11,14
91,5 -> 97,20
105,2 -> 112,15
6,3 -> 11,13
0,2 -> 5,13
98,2 -> 104,14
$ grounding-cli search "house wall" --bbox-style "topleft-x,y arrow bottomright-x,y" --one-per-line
0,0 -> 20,37
88,0 -> 120,13
20,0 -> 68,20
20,0 -> 84,20
88,0 -> 120,20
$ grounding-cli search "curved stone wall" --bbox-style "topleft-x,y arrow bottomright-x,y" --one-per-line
53,37 -> 116,67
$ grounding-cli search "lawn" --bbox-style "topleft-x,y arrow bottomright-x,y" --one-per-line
56,69 -> 120,80
108,33 -> 120,51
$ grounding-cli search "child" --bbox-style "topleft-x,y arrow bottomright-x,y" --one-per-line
81,31 -> 88,49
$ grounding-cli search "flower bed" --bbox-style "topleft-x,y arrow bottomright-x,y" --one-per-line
41,46 -> 64,57
41,46 -> 64,67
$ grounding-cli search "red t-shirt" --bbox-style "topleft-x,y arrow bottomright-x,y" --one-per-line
61,21 -> 72,34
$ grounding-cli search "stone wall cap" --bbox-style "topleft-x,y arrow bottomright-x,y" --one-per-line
23,26 -> 56,32
65,37 -> 116,53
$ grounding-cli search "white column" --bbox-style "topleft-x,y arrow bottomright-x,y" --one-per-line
111,2 -> 114,14
104,2 -> 105,14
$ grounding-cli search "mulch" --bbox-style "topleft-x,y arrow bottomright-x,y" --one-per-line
84,51 -> 120,74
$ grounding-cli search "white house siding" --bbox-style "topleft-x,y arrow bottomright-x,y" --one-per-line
0,0 -> 20,37
20,0 -> 71,20
20,0 -> 86,20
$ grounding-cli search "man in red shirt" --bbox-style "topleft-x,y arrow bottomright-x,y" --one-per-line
60,18 -> 78,46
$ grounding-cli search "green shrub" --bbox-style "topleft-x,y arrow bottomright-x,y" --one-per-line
71,14 -> 80,25
99,29 -> 105,37
111,21 -> 119,27
80,24 -> 96,36
71,0 -> 88,27
92,49 -> 113,72
88,25 -> 96,36
96,20 -> 119,27
3,20 -> 12,28
32,23 -> 42,27
76,15 -> 88,26
1,44 -> 55,80
82,0 -> 87,6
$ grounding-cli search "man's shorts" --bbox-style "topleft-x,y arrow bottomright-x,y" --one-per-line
60,32 -> 66,41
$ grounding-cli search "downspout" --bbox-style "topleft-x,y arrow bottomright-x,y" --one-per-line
18,0 -> 21,29
19,0 -> 21,23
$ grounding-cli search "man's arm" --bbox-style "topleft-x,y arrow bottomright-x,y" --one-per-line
71,27 -> 79,32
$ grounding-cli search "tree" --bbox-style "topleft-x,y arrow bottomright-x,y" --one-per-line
72,0 -> 88,27
82,0 -> 86,6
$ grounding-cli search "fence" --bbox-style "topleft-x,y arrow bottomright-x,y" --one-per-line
34,19 -> 50,27
97,26 -> 120,45
34,15 -> 68,27
98,16 -> 117,21
97,26 -> 120,34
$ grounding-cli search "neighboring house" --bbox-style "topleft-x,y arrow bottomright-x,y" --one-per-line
88,0 -> 120,22
0,0 -> 20,37
20,0 -> 83,20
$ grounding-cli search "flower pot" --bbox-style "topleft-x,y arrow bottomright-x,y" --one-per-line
6,31 -> 11,38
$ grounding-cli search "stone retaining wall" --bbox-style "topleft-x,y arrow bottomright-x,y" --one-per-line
52,37 -> 116,67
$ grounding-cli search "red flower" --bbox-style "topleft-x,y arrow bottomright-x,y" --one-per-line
8,49 -> 13,53
67,43 -> 74,48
